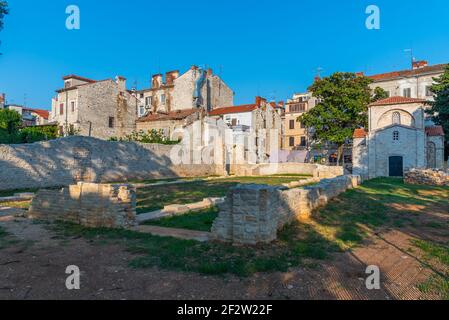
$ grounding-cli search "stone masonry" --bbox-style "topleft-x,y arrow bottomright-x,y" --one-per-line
212,175 -> 361,245
404,168 -> 449,186
27,183 -> 136,228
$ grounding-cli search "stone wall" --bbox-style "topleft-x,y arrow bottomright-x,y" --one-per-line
404,168 -> 449,186
28,183 -> 136,228
231,163 -> 344,179
0,136 -> 224,191
211,175 -> 361,245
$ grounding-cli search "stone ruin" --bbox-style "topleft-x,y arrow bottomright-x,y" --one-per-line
211,175 -> 361,245
404,168 -> 449,186
28,183 -> 136,228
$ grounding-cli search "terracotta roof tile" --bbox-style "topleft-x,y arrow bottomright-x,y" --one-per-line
62,74 -> 96,83
208,104 -> 258,116
425,126 -> 445,137
353,128 -> 368,138
368,64 -> 447,82
137,109 -> 198,122
369,96 -> 427,107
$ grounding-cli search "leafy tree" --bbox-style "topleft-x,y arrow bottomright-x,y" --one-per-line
0,108 -> 21,134
110,129 -> 180,145
426,64 -> 449,157
0,1 -> 8,31
299,72 -> 374,164
372,87 -> 389,102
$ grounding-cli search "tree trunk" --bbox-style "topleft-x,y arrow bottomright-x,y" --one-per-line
337,144 -> 344,166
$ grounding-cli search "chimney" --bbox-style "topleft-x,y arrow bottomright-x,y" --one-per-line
165,70 -> 179,85
413,60 -> 428,70
0,93 -> 5,109
190,65 -> 198,71
255,96 -> 267,107
115,76 -> 126,92
151,74 -> 163,88
207,68 -> 213,77
355,72 -> 365,77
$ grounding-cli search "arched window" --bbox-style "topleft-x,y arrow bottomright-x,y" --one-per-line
392,112 -> 401,125
393,131 -> 399,141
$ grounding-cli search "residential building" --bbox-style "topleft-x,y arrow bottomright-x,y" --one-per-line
283,92 -> 318,150
50,75 -> 138,139
7,104 -> 49,126
136,66 -> 234,117
353,96 -> 445,179
368,60 -> 447,102
0,93 -> 5,109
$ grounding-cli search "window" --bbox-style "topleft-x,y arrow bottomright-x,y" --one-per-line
300,122 -> 306,129
393,131 -> 399,141
59,103 -> 64,115
289,120 -> 295,130
64,81 -> 71,88
71,101 -> 75,113
392,111 -> 401,125
140,93 -> 144,99
300,136 -> 306,147
403,88 -> 411,98
385,91 -> 391,98
108,117 -> 115,128
289,103 -> 306,113
263,120 -> 267,129
289,137 -> 295,147
145,96 -> 152,106
161,94 -> 166,105
425,86 -> 433,97
139,106 -> 145,115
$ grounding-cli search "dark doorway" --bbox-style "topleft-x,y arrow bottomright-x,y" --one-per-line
389,156 -> 404,177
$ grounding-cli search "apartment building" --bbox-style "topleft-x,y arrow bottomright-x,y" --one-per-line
7,104 -> 49,126
50,75 -> 138,139
283,92 -> 319,150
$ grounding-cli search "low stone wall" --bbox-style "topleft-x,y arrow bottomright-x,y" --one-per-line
404,169 -> 449,186
27,183 -> 136,228
211,175 -> 361,245
231,163 -> 344,179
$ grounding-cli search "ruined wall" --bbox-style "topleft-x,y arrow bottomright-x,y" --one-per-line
212,175 -> 361,245
0,136 -> 224,191
404,168 -> 449,186
28,183 -> 136,228
231,163 -> 344,178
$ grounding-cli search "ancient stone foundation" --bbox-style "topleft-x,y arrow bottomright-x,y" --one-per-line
28,183 -> 136,228
404,169 -> 449,186
212,175 -> 361,245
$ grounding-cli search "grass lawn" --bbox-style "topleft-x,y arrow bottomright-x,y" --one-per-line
136,175 -> 310,214
0,201 -> 31,209
143,207 -> 219,232
48,178 -> 449,286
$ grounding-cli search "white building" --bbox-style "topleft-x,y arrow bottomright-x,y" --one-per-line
7,104 -> 49,126
353,96 -> 445,179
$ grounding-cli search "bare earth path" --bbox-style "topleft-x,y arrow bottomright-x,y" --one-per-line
0,217 -> 445,300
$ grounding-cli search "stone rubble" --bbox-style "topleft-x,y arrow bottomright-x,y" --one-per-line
404,168 -> 449,186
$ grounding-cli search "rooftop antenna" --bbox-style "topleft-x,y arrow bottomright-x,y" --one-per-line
404,49 -> 414,69
23,93 -> 27,107
316,67 -> 323,79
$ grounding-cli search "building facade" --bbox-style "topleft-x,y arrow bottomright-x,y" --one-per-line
283,92 -> 318,150
353,96 -> 445,179
7,105 -> 49,126
368,60 -> 446,102
136,66 -> 234,117
50,75 -> 138,140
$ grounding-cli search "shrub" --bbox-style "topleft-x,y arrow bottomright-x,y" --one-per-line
110,129 -> 180,145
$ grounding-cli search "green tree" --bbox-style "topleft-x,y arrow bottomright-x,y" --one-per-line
426,64 -> 449,157
299,72 -> 374,164
0,108 -> 21,134
372,87 -> 389,102
0,1 -> 8,31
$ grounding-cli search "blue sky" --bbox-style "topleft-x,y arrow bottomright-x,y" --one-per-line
0,0 -> 449,109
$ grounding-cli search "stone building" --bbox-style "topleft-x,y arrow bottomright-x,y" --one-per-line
352,96 -> 445,179
368,60 -> 447,102
135,66 -> 234,117
208,96 -> 283,162
50,75 -> 138,140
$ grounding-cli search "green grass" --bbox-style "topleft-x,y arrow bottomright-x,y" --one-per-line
0,201 -> 31,209
0,188 -> 38,198
47,178 -> 449,278
143,207 -> 219,232
136,176 -> 308,214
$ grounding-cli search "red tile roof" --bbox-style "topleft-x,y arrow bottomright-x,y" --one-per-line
425,126 -> 445,137
208,104 -> 258,116
137,109 -> 198,122
353,128 -> 368,139
369,96 -> 427,107
368,64 -> 447,82
23,108 -> 50,120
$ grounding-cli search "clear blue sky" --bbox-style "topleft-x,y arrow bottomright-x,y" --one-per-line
1,0 -> 449,109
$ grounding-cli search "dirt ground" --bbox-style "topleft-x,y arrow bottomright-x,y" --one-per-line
0,216 -> 446,300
